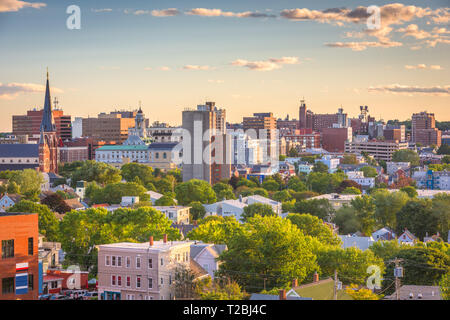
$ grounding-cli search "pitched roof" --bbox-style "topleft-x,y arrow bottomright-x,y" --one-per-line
3,194 -> 22,203
294,278 -> 353,300
386,285 -> 442,300
0,144 -> 39,158
190,259 -> 209,280
40,72 -> 56,133
64,198 -> 85,210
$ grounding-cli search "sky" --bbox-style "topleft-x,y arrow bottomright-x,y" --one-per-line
0,0 -> 449,131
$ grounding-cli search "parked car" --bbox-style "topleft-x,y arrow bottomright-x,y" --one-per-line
38,294 -> 52,300
50,294 -> 72,300
83,292 -> 98,300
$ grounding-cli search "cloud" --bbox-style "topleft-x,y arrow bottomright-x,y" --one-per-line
0,82 -> 62,100
368,84 -> 450,96
405,64 -> 443,70
397,24 -> 431,39
143,67 -> 152,71
0,0 -> 46,12
208,80 -> 224,84
430,8 -> 450,24
91,8 -> 113,13
159,66 -> 171,71
151,8 -> 180,17
231,57 -> 300,71
325,41 -> 402,51
183,65 -> 211,71
98,66 -> 120,70
186,8 -> 276,18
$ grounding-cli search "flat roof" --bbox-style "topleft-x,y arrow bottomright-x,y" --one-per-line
98,240 -> 193,252
0,212 -> 37,217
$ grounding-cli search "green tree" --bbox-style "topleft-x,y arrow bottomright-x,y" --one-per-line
241,203 -> 276,222
392,149 -> 420,166
286,176 -> 307,192
189,201 -> 206,221
252,188 -> 269,198
396,199 -> 438,239
439,272 -> 450,300
272,190 -> 292,203
294,199 -> 334,220
360,166 -> 378,178
313,162 -> 329,173
187,216 -> 244,245
400,186 -> 418,198
372,190 -> 409,229
213,183 -> 236,200
437,144 -> 450,155
175,179 -> 217,205
199,280 -> 244,300
287,213 -> 341,246
7,200 -> 59,241
9,169 -> 45,200
121,163 -> 154,185
333,206 -> 361,235
342,187 -> 362,195
261,178 -> 280,192
432,193 -> 450,237
307,172 -> 346,194
336,180 -> 362,193
218,215 -> 318,291
154,195 -> 176,206
351,195 -> 376,236
71,160 -> 122,187
87,182 -> 149,205
341,154 -> 359,165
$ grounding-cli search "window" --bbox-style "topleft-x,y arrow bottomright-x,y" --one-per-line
126,276 -> 131,287
1,240 -> 14,259
28,237 -> 33,256
117,256 -> 122,267
136,276 -> 141,288
126,256 -> 131,268
117,276 -> 122,286
136,257 -> 141,269
160,277 -> 164,285
148,258 -> 153,269
105,256 -> 110,266
169,275 -> 172,284
111,275 -> 116,286
161,258 -> 164,266
28,274 -> 34,290
148,278 -> 153,289
112,256 -> 116,266
2,277 -> 14,294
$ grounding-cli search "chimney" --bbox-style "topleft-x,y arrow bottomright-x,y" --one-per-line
292,278 -> 298,288
149,236 -> 154,246
163,234 -> 168,243
279,289 -> 287,300
313,272 -> 319,283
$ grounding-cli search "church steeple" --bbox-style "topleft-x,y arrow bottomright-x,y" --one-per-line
40,68 -> 56,133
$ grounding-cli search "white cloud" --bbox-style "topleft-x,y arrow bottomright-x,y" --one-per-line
152,8 -> 180,17
0,82 -> 62,100
231,57 -> 300,71
0,0 -> 46,12
91,8 -> 113,13
208,80 -> 224,84
183,65 -> 211,71
405,64 -> 443,70
397,24 -> 431,39
325,41 -> 402,51
368,84 -> 450,96
185,8 -> 275,18
159,66 -> 171,71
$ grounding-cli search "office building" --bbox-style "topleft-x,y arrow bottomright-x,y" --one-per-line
322,127 -> 353,153
412,112 -> 442,147
345,139 -> 408,161
82,111 -> 137,144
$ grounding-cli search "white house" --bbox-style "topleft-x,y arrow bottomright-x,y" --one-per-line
372,228 -> 396,241
153,206 -> 190,225
398,229 -> 417,244
190,242 -> 227,279
339,235 -> 375,251
346,171 -> 376,190
0,194 -> 22,212
204,199 -> 247,221
243,195 -> 282,215
147,191 -> 163,205
121,196 -> 139,207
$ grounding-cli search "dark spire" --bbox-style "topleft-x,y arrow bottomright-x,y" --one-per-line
40,68 -> 56,133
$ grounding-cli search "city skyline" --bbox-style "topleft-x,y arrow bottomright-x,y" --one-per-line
0,0 -> 449,132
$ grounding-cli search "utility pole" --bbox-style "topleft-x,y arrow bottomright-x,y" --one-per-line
333,270 -> 338,300
390,257 -> 404,300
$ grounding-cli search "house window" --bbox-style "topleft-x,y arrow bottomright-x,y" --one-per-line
160,277 -> 164,285
126,256 -> 130,268
148,258 -> 153,269
117,276 -> 122,286
161,258 -> 164,266
126,276 -> 131,287
28,237 -> 33,256
117,256 -> 122,267
105,256 -> 110,266
136,257 -> 141,269
111,256 -> 116,266
2,277 -> 14,294
148,278 -> 153,289
1,239 -> 14,259
136,276 -> 141,288
111,275 -> 116,286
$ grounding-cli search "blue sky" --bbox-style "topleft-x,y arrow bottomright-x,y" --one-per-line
0,0 -> 449,131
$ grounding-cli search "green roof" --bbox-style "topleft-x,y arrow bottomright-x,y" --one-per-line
97,145 -> 149,151
294,278 -> 354,300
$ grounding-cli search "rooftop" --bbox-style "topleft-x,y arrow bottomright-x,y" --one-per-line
96,145 -> 149,151
98,240 -> 193,252
0,144 -> 39,158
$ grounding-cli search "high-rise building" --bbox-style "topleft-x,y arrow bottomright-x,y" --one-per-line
322,127 -> 353,153
412,112 -> 442,147
299,100 -> 348,132
38,71 -> 59,174
243,112 -> 278,159
182,102 -> 231,184
81,111 -> 136,144
0,212 -> 39,300
12,108 -> 72,142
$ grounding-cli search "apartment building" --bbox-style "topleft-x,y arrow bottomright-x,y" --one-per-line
345,139 -> 408,161
82,111 -> 136,144
412,112 -> 442,147
97,236 -> 192,300
0,212 -> 39,300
